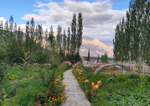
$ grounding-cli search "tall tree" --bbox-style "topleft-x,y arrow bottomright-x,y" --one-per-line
63,30 -> 66,58
71,13 -> 77,56
9,15 -> 14,31
30,18 -> 35,53
67,27 -> 71,54
48,25 -> 55,61
87,49 -> 90,61
26,21 -> 30,52
77,12 -> 83,53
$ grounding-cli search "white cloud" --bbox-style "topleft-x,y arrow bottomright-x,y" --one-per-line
21,0 -> 127,42
20,0 -> 127,56
0,17 -> 7,28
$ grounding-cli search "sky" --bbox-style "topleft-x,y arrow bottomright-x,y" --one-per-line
0,0 -> 131,57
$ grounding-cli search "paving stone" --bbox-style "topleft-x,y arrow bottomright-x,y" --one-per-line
62,69 -> 91,106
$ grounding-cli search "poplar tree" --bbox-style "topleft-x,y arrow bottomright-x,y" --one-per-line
87,49 -> 90,61
63,30 -> 66,58
26,21 -> 30,52
30,18 -> 35,53
67,27 -> 71,54
76,12 -> 83,62
48,25 -> 55,61
71,14 -> 77,55
77,12 -> 83,53
9,15 -> 14,31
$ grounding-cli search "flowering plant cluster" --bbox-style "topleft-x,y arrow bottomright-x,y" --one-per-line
36,63 -> 70,106
72,64 -> 103,101
76,68 -> 83,75
73,62 -> 81,68
45,76 -> 69,106
62,61 -> 72,66
91,81 -> 102,90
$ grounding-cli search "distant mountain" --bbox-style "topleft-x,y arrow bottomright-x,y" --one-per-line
80,36 -> 113,57
99,39 -> 113,47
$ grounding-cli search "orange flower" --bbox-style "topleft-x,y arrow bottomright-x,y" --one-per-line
79,72 -> 83,75
91,82 -> 95,87
97,81 -> 102,86
62,83 -> 66,86
94,85 -> 99,90
85,79 -> 89,83
67,95 -> 69,97
128,79 -> 130,81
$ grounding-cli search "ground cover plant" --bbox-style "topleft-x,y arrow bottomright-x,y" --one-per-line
0,62 -> 71,106
72,63 -> 150,106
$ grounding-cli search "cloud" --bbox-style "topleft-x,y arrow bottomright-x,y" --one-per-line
0,17 -> 7,27
21,0 -> 127,47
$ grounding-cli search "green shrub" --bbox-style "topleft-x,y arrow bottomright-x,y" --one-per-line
35,52 -> 50,64
49,63 -> 58,69
145,76 -> 150,82
128,74 -> 139,79
115,74 -> 126,82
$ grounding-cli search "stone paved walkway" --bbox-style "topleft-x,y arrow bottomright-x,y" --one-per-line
62,69 -> 91,106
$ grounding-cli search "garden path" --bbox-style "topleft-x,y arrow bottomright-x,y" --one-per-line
62,69 -> 91,106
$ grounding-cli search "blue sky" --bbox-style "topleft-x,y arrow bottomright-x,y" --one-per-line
0,0 -> 130,24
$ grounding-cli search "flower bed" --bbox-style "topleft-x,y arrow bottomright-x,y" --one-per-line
62,61 -> 72,66
73,62 -> 81,68
73,64 -> 150,106
72,63 -> 103,102
43,63 -> 71,106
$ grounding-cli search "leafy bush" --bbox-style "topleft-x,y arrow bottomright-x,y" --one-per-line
35,52 -> 50,64
115,74 -> 126,82
145,76 -> 150,82
49,63 -> 58,70
128,74 -> 139,79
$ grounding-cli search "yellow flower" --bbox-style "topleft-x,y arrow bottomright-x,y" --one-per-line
62,83 -> 66,86
85,79 -> 89,83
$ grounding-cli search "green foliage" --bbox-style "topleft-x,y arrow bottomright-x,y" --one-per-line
35,52 -> 50,64
87,49 -> 90,61
49,63 -> 59,70
113,0 -> 150,65
73,63 -> 150,106
101,53 -> 109,63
